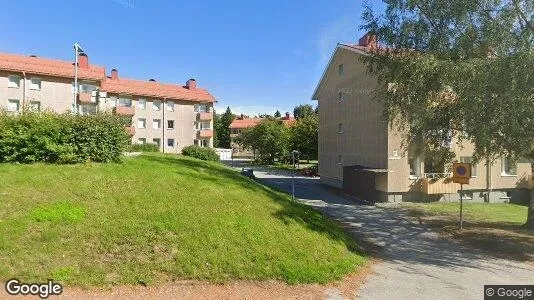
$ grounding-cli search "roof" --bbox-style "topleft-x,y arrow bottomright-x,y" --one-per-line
101,78 -> 215,103
229,117 -> 296,129
0,52 -> 105,81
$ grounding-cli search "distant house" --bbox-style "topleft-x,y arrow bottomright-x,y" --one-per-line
0,51 -> 215,153
312,33 -> 532,203
229,112 -> 295,157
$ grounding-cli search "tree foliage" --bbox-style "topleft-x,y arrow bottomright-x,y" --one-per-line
361,0 -> 534,227
216,107 -> 234,149
274,110 -> 282,118
293,104 -> 316,120
290,115 -> 318,161
237,119 -> 289,163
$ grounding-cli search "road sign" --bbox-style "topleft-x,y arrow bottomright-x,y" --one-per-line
453,162 -> 471,184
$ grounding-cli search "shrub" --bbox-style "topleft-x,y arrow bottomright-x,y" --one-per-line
129,143 -> 160,152
0,110 -> 131,164
182,145 -> 219,162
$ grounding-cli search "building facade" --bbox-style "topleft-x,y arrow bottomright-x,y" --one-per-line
312,34 -> 532,203
0,52 -> 215,152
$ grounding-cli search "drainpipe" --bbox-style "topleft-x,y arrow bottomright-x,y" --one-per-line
485,155 -> 492,202
22,71 -> 26,110
162,98 -> 166,153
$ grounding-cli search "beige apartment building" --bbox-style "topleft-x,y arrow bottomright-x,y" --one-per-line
312,33 -> 532,203
0,52 -> 215,152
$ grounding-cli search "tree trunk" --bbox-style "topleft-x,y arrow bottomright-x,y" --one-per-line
526,163 -> 534,229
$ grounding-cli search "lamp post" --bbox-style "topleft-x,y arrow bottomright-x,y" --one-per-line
291,150 -> 300,201
73,43 -> 84,114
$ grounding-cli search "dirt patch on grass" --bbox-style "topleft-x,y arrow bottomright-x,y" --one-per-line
398,206 -> 534,263
0,261 -> 376,300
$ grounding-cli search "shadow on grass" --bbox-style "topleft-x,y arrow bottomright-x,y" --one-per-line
391,206 -> 534,262
139,154 -> 365,257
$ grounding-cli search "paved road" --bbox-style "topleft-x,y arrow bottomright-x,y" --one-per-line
227,162 -> 534,300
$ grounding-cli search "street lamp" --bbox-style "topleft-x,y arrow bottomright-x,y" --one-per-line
73,43 -> 84,114
291,150 -> 300,201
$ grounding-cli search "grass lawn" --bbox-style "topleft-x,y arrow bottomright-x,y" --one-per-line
398,202 -> 533,261
0,153 -> 365,287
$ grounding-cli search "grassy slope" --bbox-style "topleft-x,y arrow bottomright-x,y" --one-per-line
0,153 -> 365,286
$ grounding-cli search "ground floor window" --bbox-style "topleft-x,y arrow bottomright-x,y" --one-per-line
7,99 -> 19,112
79,104 -> 96,115
194,139 -> 209,147
408,156 -> 421,179
153,138 -> 161,148
501,156 -> 517,176
137,138 -> 146,144
167,139 -> 175,148
30,101 -> 41,112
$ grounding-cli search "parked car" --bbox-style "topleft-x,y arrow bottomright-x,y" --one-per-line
241,168 -> 256,179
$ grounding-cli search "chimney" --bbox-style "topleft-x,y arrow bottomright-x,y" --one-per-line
358,32 -> 377,48
186,79 -> 196,91
149,78 -> 156,82
111,69 -> 119,80
78,53 -> 89,68
240,114 -> 244,119
285,112 -> 290,119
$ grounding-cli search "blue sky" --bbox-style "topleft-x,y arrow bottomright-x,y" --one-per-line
0,0 -> 384,116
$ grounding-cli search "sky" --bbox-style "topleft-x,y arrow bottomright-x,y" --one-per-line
0,0 -> 385,117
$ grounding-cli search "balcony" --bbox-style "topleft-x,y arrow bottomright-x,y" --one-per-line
125,126 -> 135,136
198,112 -> 213,121
77,92 -> 93,103
113,106 -> 135,116
421,176 -> 458,194
198,129 -> 213,138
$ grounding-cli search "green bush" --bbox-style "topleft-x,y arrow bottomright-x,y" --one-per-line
182,145 -> 219,162
0,110 -> 131,164
129,143 -> 160,152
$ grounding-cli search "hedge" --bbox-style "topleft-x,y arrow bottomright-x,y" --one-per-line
0,110 -> 131,164
181,145 -> 219,162
129,143 -> 160,152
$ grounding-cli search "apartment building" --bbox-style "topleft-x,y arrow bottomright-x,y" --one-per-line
312,33 -> 532,203
0,52 -> 215,152
229,113 -> 295,157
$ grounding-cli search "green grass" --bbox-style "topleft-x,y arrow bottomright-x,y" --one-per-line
0,153 -> 365,287
402,202 -> 527,224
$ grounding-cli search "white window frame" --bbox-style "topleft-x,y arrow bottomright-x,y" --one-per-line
29,101 -> 41,112
29,77 -> 41,90
167,138 -> 175,148
167,120 -> 175,129
137,138 -> 146,145
195,104 -> 208,112
137,98 -> 146,110
8,75 -> 21,88
153,138 -> 161,148
152,119 -> 161,129
501,156 -> 517,176
7,99 -> 20,112
408,156 -> 422,179
166,101 -> 174,111
137,118 -> 146,129
118,97 -> 132,107
153,100 -> 162,111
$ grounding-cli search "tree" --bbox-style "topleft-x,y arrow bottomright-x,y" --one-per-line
293,104 -> 315,120
289,114 -> 318,162
361,0 -> 534,228
274,110 -> 282,118
237,119 -> 289,163
216,107 -> 233,149
212,109 -> 221,148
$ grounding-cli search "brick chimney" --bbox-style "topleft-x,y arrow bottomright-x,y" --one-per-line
358,32 -> 377,48
186,79 -> 196,91
78,53 -> 89,68
111,69 -> 119,80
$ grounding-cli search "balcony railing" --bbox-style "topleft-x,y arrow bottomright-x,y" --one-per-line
198,129 -> 213,138
113,106 -> 135,116
77,92 -> 94,103
421,176 -> 457,194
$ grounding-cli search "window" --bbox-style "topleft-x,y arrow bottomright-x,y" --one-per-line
78,83 -> 98,93
137,138 -> 146,145
195,104 -> 208,112
166,101 -> 174,111
196,122 -> 210,130
337,154 -> 342,165
338,64 -> 344,76
118,98 -> 132,107
460,192 -> 473,200
167,139 -> 175,148
137,99 -> 146,110
501,156 -> 517,176
153,138 -> 161,148
460,156 -> 477,177
194,139 -> 209,147
338,92 -> 343,102
408,156 -> 421,179
80,104 -> 96,115
167,120 -> 175,129
153,100 -> 161,111
338,123 -> 343,133
8,75 -> 20,88
29,101 -> 41,112
7,99 -> 20,112
137,118 -> 146,129
152,119 -> 161,129
30,78 -> 41,90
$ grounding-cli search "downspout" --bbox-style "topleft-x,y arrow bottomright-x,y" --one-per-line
485,156 -> 492,202
162,98 -> 166,153
22,72 -> 26,110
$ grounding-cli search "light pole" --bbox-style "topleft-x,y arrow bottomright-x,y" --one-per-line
73,43 -> 84,114
291,150 -> 300,201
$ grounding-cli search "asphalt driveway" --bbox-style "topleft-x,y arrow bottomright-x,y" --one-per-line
227,162 -> 534,300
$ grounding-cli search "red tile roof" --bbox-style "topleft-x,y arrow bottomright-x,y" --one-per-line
229,117 -> 295,129
101,78 -> 215,103
0,53 -> 105,81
